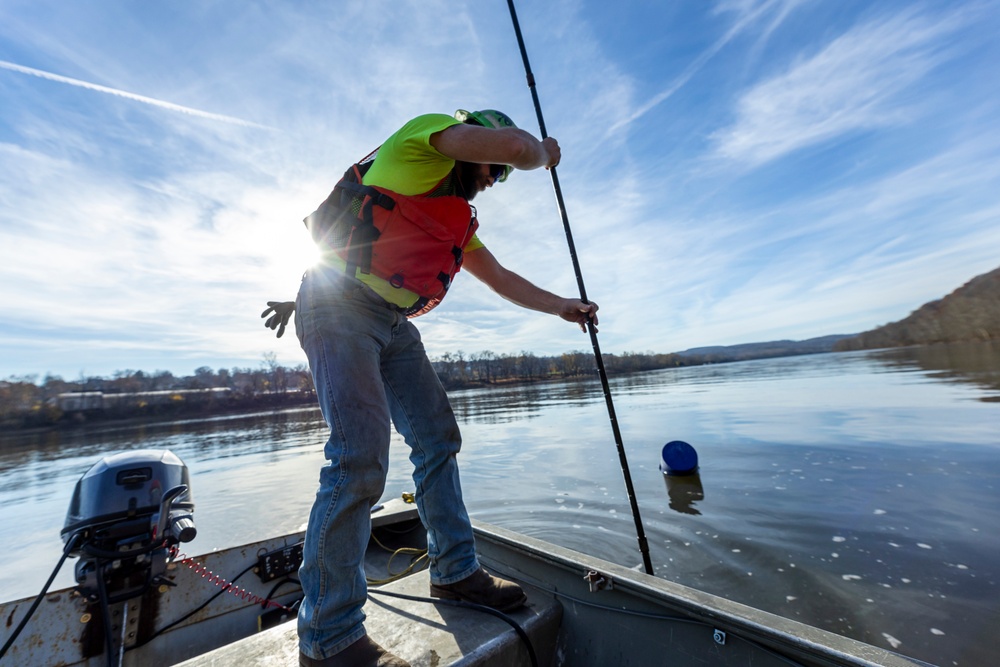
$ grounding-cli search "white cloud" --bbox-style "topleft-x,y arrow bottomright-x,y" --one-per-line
712,7 -> 963,166
1,0 -> 998,379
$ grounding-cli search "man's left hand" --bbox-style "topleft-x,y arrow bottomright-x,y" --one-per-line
261,300 -> 296,338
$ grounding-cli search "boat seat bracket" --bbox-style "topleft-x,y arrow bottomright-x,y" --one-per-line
583,569 -> 613,593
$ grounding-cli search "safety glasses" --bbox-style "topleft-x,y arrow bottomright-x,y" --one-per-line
489,164 -> 511,183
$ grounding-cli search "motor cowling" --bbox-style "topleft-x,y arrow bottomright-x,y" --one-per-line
62,449 -> 196,602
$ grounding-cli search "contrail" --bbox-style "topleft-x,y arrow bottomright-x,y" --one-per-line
0,59 -> 275,131
608,0 -> 789,134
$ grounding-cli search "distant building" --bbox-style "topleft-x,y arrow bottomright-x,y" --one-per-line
56,388 -> 231,412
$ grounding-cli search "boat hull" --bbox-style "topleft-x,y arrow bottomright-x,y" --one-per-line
0,499 -> 933,666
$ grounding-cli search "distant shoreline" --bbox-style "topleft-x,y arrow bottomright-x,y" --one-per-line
7,335 -> 1000,436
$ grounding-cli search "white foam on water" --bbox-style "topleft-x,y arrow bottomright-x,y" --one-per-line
786,596 -> 797,602
732,548 -> 741,553
917,543 -> 933,549
901,578 -> 912,583
842,574 -> 862,581
956,564 -> 969,570
889,542 -> 901,548
874,509 -> 887,515
832,553 -> 839,558
930,628 -> 945,636
833,536 -> 846,542
882,633 -> 902,649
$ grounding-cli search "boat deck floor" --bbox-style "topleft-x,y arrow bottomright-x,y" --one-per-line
175,500 -> 560,667
176,566 -> 561,667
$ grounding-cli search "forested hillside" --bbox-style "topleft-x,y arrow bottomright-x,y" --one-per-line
834,266 -> 1000,351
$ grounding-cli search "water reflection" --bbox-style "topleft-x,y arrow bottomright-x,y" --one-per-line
663,472 -> 705,515
871,341 -> 1000,401
449,378 -> 604,424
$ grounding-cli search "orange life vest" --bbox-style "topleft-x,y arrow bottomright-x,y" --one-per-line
304,153 -> 479,318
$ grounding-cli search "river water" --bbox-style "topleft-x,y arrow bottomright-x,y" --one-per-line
2,343 -> 998,666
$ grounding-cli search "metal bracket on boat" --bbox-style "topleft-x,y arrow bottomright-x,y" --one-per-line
713,629 -> 727,646
583,569 -> 613,592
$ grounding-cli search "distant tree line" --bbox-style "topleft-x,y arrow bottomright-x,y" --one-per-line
17,320 -> 973,433
431,349 -> 687,389
1,349 -> 699,431
0,353 -> 315,431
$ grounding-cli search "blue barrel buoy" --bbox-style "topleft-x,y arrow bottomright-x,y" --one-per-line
660,440 -> 698,476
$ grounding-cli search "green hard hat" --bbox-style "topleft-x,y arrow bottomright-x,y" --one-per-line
454,109 -> 517,182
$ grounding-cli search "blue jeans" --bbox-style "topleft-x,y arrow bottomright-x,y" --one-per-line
294,263 -> 480,659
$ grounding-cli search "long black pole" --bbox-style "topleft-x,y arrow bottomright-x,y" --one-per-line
505,0 -> 654,576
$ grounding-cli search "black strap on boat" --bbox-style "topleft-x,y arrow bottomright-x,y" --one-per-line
506,0 -> 655,576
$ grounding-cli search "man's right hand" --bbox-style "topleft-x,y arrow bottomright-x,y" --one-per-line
261,300 -> 295,338
541,136 -> 560,169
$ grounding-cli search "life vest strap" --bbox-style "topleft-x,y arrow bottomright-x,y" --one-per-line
333,165 -> 396,277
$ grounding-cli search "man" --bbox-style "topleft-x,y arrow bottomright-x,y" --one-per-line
267,109 -> 598,667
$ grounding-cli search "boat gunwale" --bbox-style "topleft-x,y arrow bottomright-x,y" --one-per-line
471,519 -> 935,667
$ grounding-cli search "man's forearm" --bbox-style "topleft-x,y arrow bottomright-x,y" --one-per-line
464,247 -> 562,315
463,247 -> 597,331
488,266 -> 565,315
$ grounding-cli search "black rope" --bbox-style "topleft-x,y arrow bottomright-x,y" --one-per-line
0,534 -> 80,662
368,588 -> 538,667
505,0 -> 654,576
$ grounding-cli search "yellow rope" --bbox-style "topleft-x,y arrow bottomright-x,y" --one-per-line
366,492 -> 427,586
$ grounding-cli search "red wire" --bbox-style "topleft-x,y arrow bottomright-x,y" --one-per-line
170,547 -> 294,612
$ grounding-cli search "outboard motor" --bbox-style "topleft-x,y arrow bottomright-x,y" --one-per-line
62,449 -> 196,604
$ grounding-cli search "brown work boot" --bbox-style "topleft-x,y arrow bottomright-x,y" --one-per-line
429,567 -> 527,611
299,635 -> 410,667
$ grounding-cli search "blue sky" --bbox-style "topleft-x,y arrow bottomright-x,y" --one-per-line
2,0 -> 998,381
